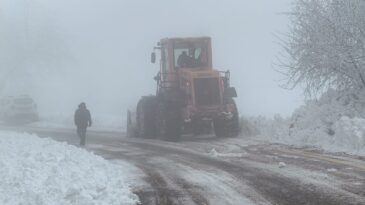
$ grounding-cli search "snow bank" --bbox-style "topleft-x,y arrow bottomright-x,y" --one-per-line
0,131 -> 138,205
243,89 -> 365,156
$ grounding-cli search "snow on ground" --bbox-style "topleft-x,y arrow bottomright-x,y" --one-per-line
209,148 -> 247,158
242,89 -> 365,156
151,157 -> 270,205
0,130 -> 138,205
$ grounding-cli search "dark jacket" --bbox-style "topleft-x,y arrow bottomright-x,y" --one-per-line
74,107 -> 92,128
177,53 -> 193,68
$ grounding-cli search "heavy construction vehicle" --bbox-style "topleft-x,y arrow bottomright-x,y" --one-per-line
127,37 -> 239,141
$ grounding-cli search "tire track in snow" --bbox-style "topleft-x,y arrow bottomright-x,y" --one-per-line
91,146 -> 205,205
116,139 -> 365,205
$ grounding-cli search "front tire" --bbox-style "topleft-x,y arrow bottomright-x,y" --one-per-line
136,96 -> 158,138
214,99 -> 239,138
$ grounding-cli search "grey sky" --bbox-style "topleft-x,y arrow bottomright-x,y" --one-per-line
0,0 -> 302,118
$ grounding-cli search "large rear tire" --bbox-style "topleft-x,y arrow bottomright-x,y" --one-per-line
214,99 -> 239,138
136,96 -> 158,138
157,102 -> 181,142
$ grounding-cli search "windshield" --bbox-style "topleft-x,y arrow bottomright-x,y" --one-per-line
174,41 -> 209,69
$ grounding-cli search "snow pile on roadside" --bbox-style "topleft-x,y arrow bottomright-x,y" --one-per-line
0,131 -> 138,205
244,89 -> 365,155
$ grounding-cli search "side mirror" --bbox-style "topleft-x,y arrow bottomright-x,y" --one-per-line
151,52 -> 156,63
224,87 -> 237,98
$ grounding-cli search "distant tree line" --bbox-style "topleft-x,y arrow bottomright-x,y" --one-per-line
279,0 -> 365,96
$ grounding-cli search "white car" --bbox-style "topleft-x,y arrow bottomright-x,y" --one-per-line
0,95 -> 39,123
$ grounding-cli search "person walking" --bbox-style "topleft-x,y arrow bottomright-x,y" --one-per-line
74,102 -> 92,146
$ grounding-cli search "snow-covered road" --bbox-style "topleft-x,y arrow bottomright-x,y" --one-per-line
1,125 -> 364,205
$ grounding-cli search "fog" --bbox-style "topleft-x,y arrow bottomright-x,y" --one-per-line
0,0 -> 303,123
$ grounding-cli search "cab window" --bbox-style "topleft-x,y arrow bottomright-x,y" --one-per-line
174,42 -> 208,69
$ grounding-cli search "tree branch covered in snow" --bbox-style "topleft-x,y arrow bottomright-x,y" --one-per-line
279,0 -> 365,96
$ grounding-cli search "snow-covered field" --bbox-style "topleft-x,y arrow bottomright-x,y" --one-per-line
0,131 -> 138,205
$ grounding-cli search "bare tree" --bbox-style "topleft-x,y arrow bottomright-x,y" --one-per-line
279,0 -> 365,96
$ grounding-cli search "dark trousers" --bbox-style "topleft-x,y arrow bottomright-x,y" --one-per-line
77,127 -> 87,146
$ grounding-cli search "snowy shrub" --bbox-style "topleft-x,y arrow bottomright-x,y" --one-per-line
248,89 -> 365,155
240,114 -> 290,140
334,116 -> 365,152
279,0 -> 365,95
239,116 -> 260,137
272,0 -> 365,155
